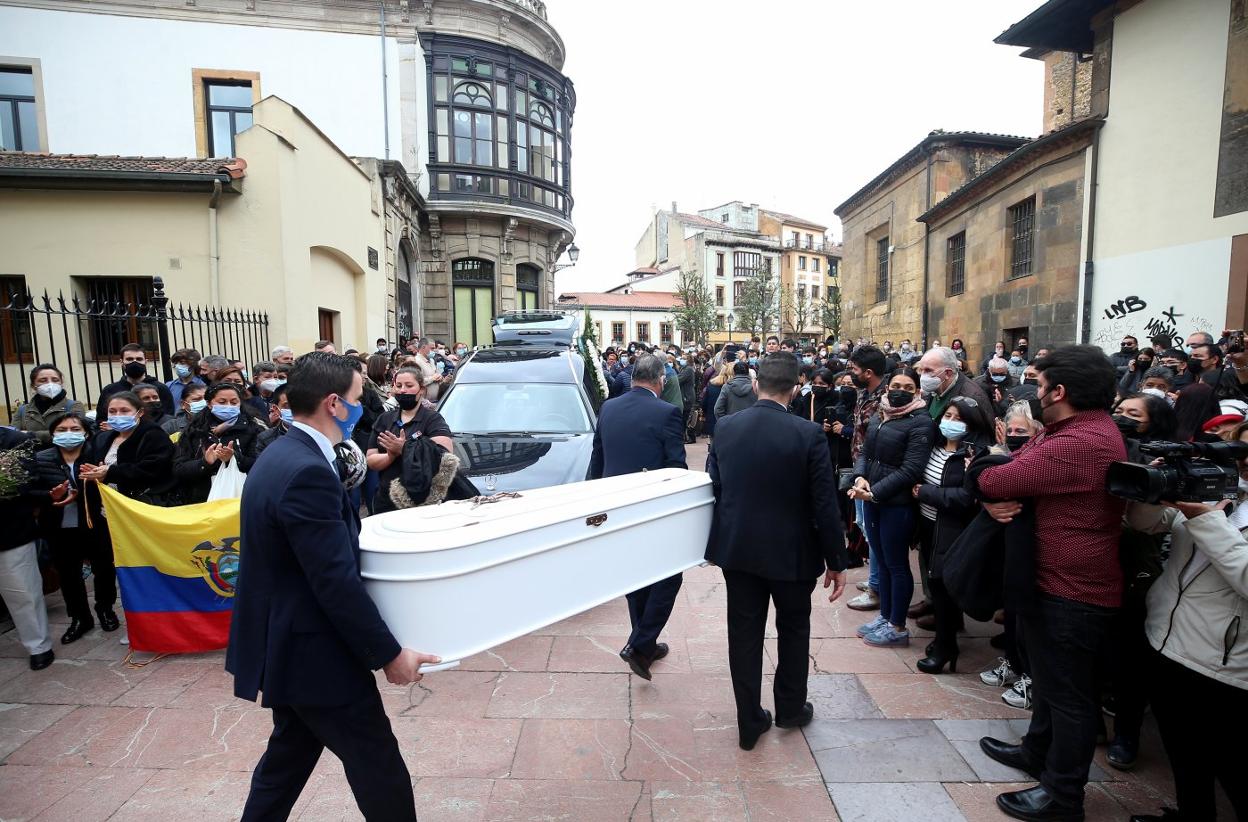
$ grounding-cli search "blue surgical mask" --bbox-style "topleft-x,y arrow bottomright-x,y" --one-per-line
53,432 -> 86,449
991,374 -> 1007,383
188,399 -> 208,414
279,408 -> 294,425
174,364 -> 192,379
749,357 -> 758,366
333,394 -> 364,440
939,419 -> 967,440
678,358 -> 687,367
210,404 -> 241,422
107,415 -> 137,432
1010,356 -> 1022,364
803,356 -> 814,365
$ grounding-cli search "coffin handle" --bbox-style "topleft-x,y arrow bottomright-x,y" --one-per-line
586,513 -> 608,527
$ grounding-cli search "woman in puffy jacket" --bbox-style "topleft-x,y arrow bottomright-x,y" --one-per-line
1123,423 -> 1248,821
849,366 -> 934,649
172,382 -> 263,504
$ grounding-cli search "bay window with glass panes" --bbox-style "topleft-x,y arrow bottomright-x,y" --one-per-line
423,34 -> 575,220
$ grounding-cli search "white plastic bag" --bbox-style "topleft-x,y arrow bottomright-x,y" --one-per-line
206,457 -> 247,501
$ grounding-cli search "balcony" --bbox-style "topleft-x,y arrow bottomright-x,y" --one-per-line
428,162 -> 574,226
507,0 -> 548,20
783,238 -> 833,253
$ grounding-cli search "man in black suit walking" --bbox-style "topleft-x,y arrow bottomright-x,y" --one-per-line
589,352 -> 687,680
705,353 -> 848,750
227,352 -> 439,821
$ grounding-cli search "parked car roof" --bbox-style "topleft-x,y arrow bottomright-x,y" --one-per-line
454,346 -> 585,384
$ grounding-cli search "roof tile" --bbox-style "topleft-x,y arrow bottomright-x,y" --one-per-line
0,153 -> 247,179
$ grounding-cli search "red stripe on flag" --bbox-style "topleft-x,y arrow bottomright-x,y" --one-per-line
124,609 -> 232,654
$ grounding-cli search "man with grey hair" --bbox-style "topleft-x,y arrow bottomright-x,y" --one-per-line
270,345 -> 295,366
975,358 -> 1018,417
410,337 -> 444,401
916,347 -> 996,437
589,352 -> 687,681
198,354 -> 231,385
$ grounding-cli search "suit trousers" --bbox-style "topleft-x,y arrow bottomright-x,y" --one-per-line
48,528 -> 116,621
0,541 -> 51,655
241,686 -> 416,822
1019,594 -> 1116,809
723,569 -> 817,727
626,573 -> 683,658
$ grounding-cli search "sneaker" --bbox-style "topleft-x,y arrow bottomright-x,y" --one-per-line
856,615 -> 888,637
1003,675 -> 1032,710
855,581 -> 872,592
846,591 -> 881,611
863,624 -> 910,647
980,657 -> 1020,688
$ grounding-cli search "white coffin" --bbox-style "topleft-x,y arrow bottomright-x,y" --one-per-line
360,468 -> 713,671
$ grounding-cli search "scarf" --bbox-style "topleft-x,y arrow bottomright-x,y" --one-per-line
878,394 -> 927,420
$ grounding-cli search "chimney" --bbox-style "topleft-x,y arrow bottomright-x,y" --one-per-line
671,201 -> 678,214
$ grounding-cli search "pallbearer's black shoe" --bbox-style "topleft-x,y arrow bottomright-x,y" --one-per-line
619,645 -> 653,681
739,709 -> 772,751
29,650 -> 54,671
61,618 -> 94,645
95,606 -> 120,632
979,737 -> 1043,780
995,786 -> 1084,821
775,702 -> 814,729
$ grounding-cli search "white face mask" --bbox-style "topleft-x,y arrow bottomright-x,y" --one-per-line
35,382 -> 63,399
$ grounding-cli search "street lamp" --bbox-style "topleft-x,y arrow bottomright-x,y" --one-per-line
552,242 -> 580,272
726,312 -> 735,338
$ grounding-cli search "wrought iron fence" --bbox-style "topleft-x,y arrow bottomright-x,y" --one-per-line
1,276 -> 269,419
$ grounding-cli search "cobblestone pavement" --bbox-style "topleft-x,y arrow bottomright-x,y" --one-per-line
0,439 -> 1184,820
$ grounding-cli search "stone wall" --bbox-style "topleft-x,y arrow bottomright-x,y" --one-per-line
1042,51 -> 1094,133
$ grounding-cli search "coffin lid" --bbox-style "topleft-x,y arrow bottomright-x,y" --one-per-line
360,468 -> 710,553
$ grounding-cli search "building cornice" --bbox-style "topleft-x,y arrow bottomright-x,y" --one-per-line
424,198 -> 574,235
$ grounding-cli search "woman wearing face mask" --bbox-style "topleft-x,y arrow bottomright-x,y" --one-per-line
366,367 -> 454,514
80,392 -> 175,501
255,384 -> 294,455
1117,347 -> 1156,397
849,367 -> 935,648
171,383 -> 263,504
13,364 -> 86,445
912,398 -> 986,674
162,384 -> 207,438
950,339 -> 967,362
132,384 -> 168,430
31,412 -> 114,643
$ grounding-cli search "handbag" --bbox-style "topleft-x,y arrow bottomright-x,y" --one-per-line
206,457 -> 247,501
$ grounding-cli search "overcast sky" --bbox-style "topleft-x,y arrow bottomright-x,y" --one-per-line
552,0 -> 1047,293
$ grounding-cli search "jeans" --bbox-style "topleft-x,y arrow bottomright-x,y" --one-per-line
1019,594 -> 1117,808
855,498 -> 879,591
861,501 -> 915,627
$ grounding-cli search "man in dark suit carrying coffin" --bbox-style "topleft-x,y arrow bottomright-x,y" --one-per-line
705,353 -> 849,751
227,352 -> 439,821
589,352 -> 688,681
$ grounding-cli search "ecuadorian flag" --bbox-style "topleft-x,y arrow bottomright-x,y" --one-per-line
96,484 -> 240,654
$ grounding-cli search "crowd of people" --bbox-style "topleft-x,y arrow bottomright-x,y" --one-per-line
3,327 -> 1247,822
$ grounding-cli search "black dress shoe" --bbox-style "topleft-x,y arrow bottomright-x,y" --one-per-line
979,736 -> 1043,780
95,606 -> 120,633
29,649 -> 54,671
739,709 -> 772,751
775,702 -> 814,729
995,786 -> 1084,821
1129,809 -> 1181,822
619,645 -> 653,681
651,642 -> 669,662
1107,735 -> 1138,771
61,617 -> 94,645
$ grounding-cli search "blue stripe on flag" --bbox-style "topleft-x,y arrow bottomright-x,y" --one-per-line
115,566 -> 234,614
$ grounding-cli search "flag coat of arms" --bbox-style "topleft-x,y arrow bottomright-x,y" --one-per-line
96,484 -> 240,653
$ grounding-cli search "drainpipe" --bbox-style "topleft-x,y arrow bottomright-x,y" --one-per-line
380,1 -> 390,160
208,179 -> 223,305
920,150 -> 933,349
1079,126 -> 1100,344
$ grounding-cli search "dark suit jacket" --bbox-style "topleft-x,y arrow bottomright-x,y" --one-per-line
704,400 -> 848,581
588,386 -> 687,479
226,427 -> 401,708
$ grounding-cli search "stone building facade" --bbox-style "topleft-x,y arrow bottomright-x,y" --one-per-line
834,132 -> 1029,349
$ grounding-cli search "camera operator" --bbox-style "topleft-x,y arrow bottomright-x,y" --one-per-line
1121,423 -> 1248,822
973,345 -> 1126,822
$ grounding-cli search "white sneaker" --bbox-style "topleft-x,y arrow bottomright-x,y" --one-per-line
1002,675 -> 1032,710
980,657 -> 1020,687
856,581 -> 872,592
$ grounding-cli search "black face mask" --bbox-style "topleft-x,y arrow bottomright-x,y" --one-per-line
1120,346 -> 1137,356
887,389 -> 915,408
1138,358 -> 1153,369
395,393 -> 419,411
1005,434 -> 1030,452
812,385 -> 830,398
1023,377 -> 1039,386
123,361 -> 146,380
142,401 -> 163,417
1113,414 -> 1142,438
850,372 -> 868,388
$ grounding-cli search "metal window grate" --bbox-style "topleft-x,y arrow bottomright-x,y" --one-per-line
875,237 -> 889,303
1009,197 -> 1035,279
947,232 -> 966,296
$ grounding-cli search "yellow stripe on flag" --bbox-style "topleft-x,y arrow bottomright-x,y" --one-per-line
97,483 -> 241,578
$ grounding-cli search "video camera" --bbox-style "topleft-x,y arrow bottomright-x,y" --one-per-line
1106,440 -> 1248,504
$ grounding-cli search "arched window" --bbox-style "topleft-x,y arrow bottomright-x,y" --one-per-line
452,258 -> 495,347
517,264 -> 541,311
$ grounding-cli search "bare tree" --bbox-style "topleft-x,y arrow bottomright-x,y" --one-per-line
671,268 -> 718,346
734,259 -> 780,337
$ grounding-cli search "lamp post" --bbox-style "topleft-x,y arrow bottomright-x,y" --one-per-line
552,242 -> 580,273
726,312 -> 735,339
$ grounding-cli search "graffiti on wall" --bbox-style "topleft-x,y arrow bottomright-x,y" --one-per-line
1102,295 -> 1147,320
1092,295 -> 1216,351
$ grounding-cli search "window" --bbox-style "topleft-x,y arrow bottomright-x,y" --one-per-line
204,80 -> 254,156
798,256 -> 807,271
0,68 -> 38,151
318,309 -> 337,346
721,213 -> 728,223
875,237 -> 889,303
797,284 -> 806,298
715,285 -> 724,307
452,258 -> 495,347
733,281 -> 744,300
1008,197 -> 1036,278
805,233 -> 814,249
611,321 -> 625,344
0,275 -> 33,362
829,258 -> 839,279
77,277 -> 158,359
946,231 -> 966,296
439,383 -> 593,434
517,263 -> 541,311
812,258 -> 821,273
396,245 -> 415,341
790,231 -> 799,247
733,251 -> 761,278
636,321 -> 650,343
660,322 -> 673,344
716,252 -> 725,277
811,284 -> 820,300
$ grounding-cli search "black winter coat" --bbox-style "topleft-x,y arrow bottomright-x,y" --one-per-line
92,421 -> 176,501
173,413 -> 264,503
854,410 -> 935,506
915,445 -> 978,578
0,427 -> 38,551
30,444 -> 104,531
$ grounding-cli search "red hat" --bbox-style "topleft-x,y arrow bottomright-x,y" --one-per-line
1201,413 -> 1244,433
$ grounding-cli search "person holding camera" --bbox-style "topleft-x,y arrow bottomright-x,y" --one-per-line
1121,423 -> 1248,822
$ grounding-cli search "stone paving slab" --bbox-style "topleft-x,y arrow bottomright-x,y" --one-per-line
805,718 -> 978,783
826,782 -> 967,822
